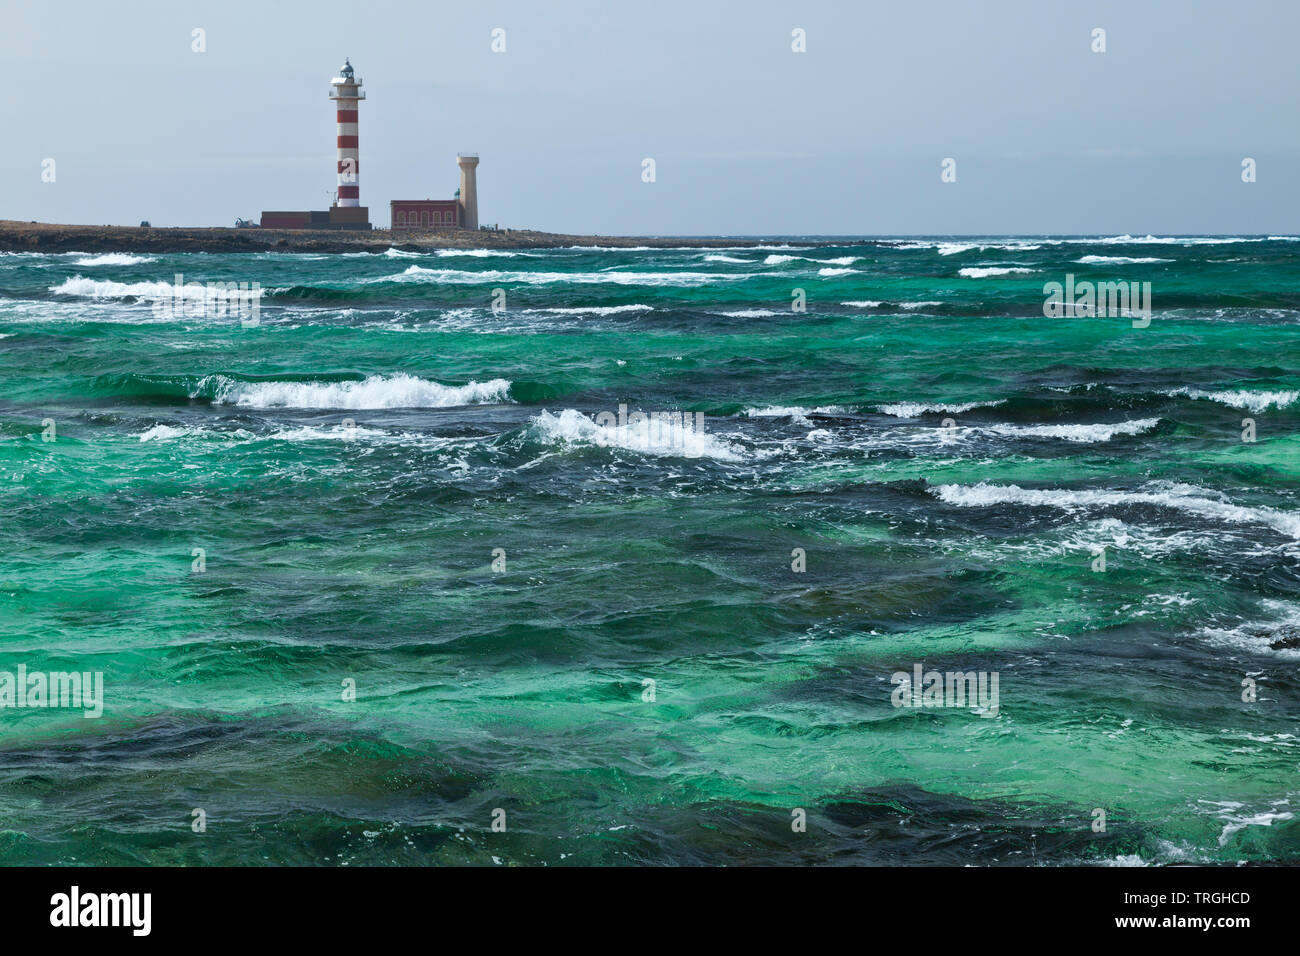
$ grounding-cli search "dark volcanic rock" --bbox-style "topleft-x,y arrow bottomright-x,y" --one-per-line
1268,626 -> 1300,650
0,219 -> 865,255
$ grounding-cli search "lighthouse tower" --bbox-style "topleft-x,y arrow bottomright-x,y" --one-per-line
457,154 -> 479,230
256,59 -> 371,229
329,59 -> 365,209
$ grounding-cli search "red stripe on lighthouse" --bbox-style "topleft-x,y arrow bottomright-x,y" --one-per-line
336,110 -> 358,123
337,135 -> 359,148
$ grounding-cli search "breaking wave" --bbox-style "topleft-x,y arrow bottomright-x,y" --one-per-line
980,418 -> 1161,442
1163,387 -> 1299,413
378,265 -> 747,287
72,253 -> 158,266
744,404 -> 849,425
51,276 -> 184,300
531,409 -> 744,461
1075,255 -> 1173,264
958,266 -> 1037,278
931,481 -> 1300,540
195,373 -> 513,409
538,304 -> 652,315
764,254 -> 860,266
877,400 -> 1006,417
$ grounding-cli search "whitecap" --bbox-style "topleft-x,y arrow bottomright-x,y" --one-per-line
138,424 -> 195,442
197,373 -> 512,409
380,265 -> 747,287
1074,255 -> 1172,264
537,304 -> 652,315
958,266 -> 1036,278
72,253 -> 157,266
744,404 -> 849,426
531,408 -> 744,461
981,418 -> 1160,442
876,399 -> 1005,417
931,481 -> 1300,540
1163,387 -> 1299,414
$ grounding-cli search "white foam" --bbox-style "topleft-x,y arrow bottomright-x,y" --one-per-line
818,267 -> 859,277
982,417 -> 1160,442
48,276 -> 265,312
841,300 -> 883,308
1198,600 -> 1300,658
199,373 -> 512,409
877,400 -> 1005,417
566,244 -> 812,252
138,424 -> 195,442
703,254 -> 753,263
264,424 -> 389,442
957,517 -> 1249,564
900,301 -> 944,309
1164,387 -> 1299,413
932,481 -> 1300,540
958,266 -> 1036,278
892,240 -> 1042,255
72,253 -> 157,266
764,254 -> 860,266
718,309 -> 781,317
539,304 -> 652,315
887,236 -> 1298,252
50,276 -> 184,300
1202,798 -> 1297,846
1074,255 -> 1172,264
1093,234 -> 1270,246
744,404 -> 849,426
434,248 -> 524,258
531,408 -> 744,461
383,265 -> 746,287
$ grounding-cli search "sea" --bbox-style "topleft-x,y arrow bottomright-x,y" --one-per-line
1,235 -> 1297,865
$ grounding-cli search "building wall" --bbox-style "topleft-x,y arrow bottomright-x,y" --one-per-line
390,200 -> 460,230
259,209 -> 371,230
260,211 -> 311,228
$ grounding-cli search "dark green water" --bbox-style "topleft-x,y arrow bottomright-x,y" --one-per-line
1,236 -> 1298,865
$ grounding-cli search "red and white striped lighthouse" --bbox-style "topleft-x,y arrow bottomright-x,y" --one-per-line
329,59 -> 365,207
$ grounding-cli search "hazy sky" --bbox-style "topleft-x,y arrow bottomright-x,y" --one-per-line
5,0 -> 1299,234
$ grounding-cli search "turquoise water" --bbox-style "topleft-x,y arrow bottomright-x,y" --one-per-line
1,237 -> 1298,865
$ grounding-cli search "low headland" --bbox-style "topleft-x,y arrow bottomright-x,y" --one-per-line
0,220 -> 850,254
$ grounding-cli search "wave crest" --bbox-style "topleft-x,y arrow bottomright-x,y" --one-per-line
196,373 -> 513,409
531,409 -> 743,461
932,481 -> 1300,540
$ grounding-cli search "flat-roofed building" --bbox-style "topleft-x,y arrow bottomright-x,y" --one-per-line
391,199 -> 460,230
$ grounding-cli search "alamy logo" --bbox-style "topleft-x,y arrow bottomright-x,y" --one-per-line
151,272 -> 262,325
890,663 -> 1000,717
50,886 -> 151,936
593,404 -> 708,452
0,665 -> 104,718
1043,273 -> 1152,327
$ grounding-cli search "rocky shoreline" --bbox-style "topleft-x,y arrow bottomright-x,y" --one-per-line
0,220 -> 851,254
